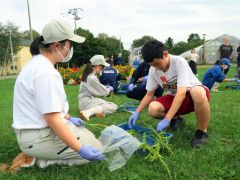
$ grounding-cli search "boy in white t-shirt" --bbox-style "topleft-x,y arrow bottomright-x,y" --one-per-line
128,40 -> 210,148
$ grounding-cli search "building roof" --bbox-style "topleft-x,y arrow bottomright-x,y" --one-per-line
20,39 -> 32,46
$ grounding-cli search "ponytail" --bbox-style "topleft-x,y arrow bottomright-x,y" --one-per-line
81,63 -> 93,82
30,36 -> 44,55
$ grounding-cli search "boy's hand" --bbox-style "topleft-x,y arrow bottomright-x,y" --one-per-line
157,118 -> 170,132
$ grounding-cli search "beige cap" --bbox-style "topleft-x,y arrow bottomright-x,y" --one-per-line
90,55 -> 110,67
41,20 -> 85,44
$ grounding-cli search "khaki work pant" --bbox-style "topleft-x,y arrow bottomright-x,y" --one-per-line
14,121 -> 102,167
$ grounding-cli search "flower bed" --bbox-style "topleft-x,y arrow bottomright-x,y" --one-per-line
58,65 -> 133,85
58,67 -> 84,85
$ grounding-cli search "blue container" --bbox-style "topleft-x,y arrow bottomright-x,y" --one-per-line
117,123 -> 173,146
120,84 -> 129,90
117,90 -> 128,95
119,106 -> 137,113
119,101 -> 140,113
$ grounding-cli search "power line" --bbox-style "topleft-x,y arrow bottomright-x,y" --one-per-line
183,0 -> 222,17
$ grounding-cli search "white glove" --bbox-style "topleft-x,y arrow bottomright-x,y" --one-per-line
128,83 -> 135,91
106,85 -> 114,92
142,75 -> 148,83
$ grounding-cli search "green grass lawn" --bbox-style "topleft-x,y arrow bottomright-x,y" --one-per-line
0,66 -> 239,179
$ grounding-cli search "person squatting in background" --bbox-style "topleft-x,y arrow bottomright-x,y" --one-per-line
114,53 -> 125,66
127,61 -> 164,101
78,55 -> 118,122
202,58 -> 232,91
99,59 -> 123,93
132,57 -> 141,69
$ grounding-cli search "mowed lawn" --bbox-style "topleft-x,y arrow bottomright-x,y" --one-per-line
0,66 -> 239,179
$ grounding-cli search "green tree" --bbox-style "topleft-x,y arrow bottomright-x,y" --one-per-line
187,33 -> 203,50
122,49 -> 130,64
170,41 -> 188,55
187,33 -> 201,43
95,33 -> 121,58
0,22 -> 21,66
132,35 -> 155,48
164,37 -> 174,51
20,29 -> 40,40
69,28 -> 97,67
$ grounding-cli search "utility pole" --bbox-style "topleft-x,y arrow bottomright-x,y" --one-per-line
68,8 -> 83,33
9,30 -> 16,72
67,8 -> 83,68
119,36 -> 122,54
27,0 -> 33,41
202,34 -> 206,64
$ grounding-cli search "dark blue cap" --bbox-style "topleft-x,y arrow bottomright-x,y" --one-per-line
220,58 -> 231,66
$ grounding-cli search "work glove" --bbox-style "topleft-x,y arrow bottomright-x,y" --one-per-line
106,85 -> 114,92
69,117 -> 85,127
128,111 -> 140,128
157,118 -> 170,132
142,75 -> 148,83
128,83 -> 135,91
79,145 -> 104,161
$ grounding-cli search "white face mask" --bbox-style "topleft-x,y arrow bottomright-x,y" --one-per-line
223,65 -> 229,70
57,47 -> 73,63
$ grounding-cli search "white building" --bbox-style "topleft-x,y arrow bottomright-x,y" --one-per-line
180,34 -> 240,64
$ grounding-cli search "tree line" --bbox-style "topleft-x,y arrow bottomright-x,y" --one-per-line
0,21 -> 203,68
132,33 -> 203,55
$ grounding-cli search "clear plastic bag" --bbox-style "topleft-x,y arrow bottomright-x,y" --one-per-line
98,125 -> 141,171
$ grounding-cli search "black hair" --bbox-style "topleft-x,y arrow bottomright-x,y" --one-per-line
30,36 -> 43,55
106,59 -> 113,66
31,36 -> 69,54
141,39 -> 164,63
81,63 -> 93,82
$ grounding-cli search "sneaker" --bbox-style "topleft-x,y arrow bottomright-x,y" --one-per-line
79,111 -> 89,122
191,129 -> 208,148
95,113 -> 105,118
169,117 -> 184,131
9,152 -> 36,172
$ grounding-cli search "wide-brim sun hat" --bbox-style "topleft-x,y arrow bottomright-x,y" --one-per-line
41,20 -> 85,44
90,55 -> 110,67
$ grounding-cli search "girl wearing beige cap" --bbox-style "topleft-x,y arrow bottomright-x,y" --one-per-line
78,55 -> 118,122
11,20 -> 103,170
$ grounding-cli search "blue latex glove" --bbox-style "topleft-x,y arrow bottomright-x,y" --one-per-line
157,118 -> 170,132
69,117 -> 85,127
79,145 -> 104,161
128,111 -> 140,128
128,83 -> 135,91
142,75 -> 148,83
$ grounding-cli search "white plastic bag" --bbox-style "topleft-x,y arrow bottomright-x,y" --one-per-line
98,125 -> 141,171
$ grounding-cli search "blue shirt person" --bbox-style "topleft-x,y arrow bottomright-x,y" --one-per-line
99,60 -> 122,93
202,58 -> 231,90
132,57 -> 140,69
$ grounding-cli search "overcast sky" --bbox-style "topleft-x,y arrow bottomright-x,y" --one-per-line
1,0 -> 239,49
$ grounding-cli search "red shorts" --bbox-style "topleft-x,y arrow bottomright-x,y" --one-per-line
154,85 -> 210,115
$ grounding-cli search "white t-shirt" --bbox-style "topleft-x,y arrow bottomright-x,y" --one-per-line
13,55 -> 69,129
146,55 -> 201,95
189,53 -> 199,62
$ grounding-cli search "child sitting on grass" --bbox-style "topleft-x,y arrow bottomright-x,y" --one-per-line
78,55 -> 118,122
